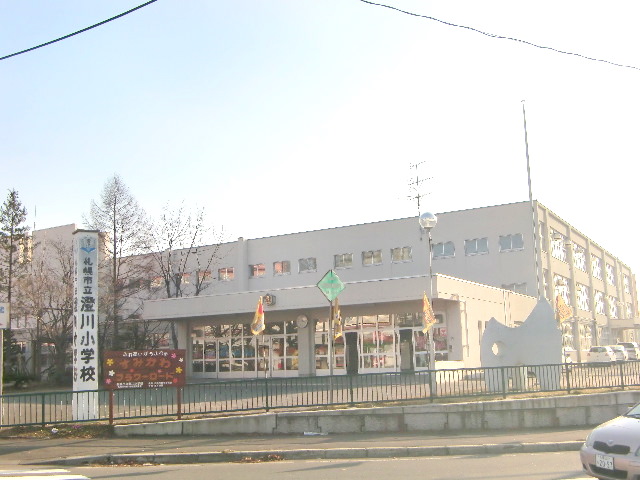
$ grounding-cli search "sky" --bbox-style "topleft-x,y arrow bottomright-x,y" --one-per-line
2,1 -> 640,274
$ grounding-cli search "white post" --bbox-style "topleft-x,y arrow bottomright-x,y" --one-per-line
72,230 -> 100,420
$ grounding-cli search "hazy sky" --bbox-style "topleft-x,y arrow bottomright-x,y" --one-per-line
2,1 -> 640,275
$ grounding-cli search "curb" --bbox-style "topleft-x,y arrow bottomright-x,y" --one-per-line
41,441 -> 584,465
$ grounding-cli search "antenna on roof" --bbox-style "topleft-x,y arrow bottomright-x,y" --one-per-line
407,161 -> 432,216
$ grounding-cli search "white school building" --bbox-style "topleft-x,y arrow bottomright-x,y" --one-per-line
141,201 -> 639,379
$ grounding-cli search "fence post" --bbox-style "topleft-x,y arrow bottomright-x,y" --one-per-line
264,379 -> 270,412
348,374 -> 354,406
565,363 -> 572,394
501,367 -> 507,399
619,362 -> 626,390
41,393 -> 46,427
176,387 -> 182,420
109,390 -> 114,425
429,369 -> 435,402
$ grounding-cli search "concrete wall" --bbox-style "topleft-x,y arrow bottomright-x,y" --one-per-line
115,390 -> 640,437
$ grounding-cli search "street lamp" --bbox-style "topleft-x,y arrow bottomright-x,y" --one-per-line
419,212 -> 437,383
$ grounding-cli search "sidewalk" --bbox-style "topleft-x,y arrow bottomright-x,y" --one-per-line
0,427 -> 590,466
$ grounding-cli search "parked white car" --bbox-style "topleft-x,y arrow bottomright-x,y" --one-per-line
585,346 -> 616,363
607,345 -> 629,362
580,402 -> 640,480
617,341 -> 640,361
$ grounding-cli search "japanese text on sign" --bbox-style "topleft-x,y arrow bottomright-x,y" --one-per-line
103,349 -> 186,389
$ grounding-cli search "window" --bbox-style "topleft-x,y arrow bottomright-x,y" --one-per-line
553,274 -> 571,307
362,250 -> 382,266
573,244 -> 587,271
273,260 -> 290,275
606,263 -> 616,286
433,241 -> 455,258
499,233 -> 524,252
502,283 -> 527,295
591,255 -> 602,280
627,303 -> 634,318
334,253 -> 353,269
218,267 -> 234,281
550,230 -> 567,261
151,333 -> 170,348
624,274 -> 631,294
594,290 -> 605,315
298,257 -> 317,273
250,264 -> 265,278
577,283 -> 590,311
464,238 -> 488,256
197,270 -> 212,283
391,246 -> 412,262
607,295 -> 619,319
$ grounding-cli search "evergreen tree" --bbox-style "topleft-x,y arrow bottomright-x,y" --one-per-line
0,189 -> 29,327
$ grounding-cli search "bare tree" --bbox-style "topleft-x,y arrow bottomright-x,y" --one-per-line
147,203 -> 225,347
84,175 -> 152,350
20,239 -> 74,382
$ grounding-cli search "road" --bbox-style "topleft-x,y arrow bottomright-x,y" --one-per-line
2,451 -> 592,480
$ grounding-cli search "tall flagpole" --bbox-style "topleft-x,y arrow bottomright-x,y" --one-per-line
522,100 -> 542,300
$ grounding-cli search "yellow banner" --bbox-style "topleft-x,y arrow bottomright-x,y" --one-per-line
332,298 -> 343,340
556,294 -> 573,322
251,296 -> 265,335
422,291 -> 436,333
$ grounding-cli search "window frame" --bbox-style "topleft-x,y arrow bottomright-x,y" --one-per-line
433,241 -> 455,259
218,267 -> 235,281
362,249 -> 382,266
390,246 -> 412,263
464,237 -> 489,256
249,263 -> 266,278
298,257 -> 317,273
334,253 -> 353,269
273,260 -> 291,276
499,233 -> 524,253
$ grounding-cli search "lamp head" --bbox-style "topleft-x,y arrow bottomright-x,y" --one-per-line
419,212 -> 438,230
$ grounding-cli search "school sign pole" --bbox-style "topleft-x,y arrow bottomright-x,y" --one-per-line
72,230 -> 100,420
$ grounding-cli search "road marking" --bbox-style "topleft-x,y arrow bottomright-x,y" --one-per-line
0,469 -> 90,479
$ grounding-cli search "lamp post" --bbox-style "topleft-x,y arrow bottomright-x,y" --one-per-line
419,212 -> 438,379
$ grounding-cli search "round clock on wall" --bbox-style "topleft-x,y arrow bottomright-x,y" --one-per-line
296,314 -> 309,329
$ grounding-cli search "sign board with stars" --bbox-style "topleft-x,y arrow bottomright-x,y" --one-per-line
103,349 -> 186,389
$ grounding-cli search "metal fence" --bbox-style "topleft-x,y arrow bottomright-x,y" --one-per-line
2,360 -> 640,427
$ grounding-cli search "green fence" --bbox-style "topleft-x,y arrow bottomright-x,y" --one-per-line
2,360 -> 640,427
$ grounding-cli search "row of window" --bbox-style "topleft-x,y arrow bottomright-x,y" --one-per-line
547,228 -> 627,288
149,247 -> 414,284
552,273 -> 634,319
433,233 -> 524,259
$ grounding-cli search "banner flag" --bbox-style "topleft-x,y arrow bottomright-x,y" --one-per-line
333,298 -> 343,340
251,296 -> 265,335
556,294 -> 573,322
422,291 -> 436,333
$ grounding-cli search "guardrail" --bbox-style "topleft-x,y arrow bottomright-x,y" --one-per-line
2,360 -> 640,427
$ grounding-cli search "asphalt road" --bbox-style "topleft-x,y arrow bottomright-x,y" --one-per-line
3,451 -> 592,480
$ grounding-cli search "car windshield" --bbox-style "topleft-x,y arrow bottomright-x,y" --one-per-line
624,404 -> 640,418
